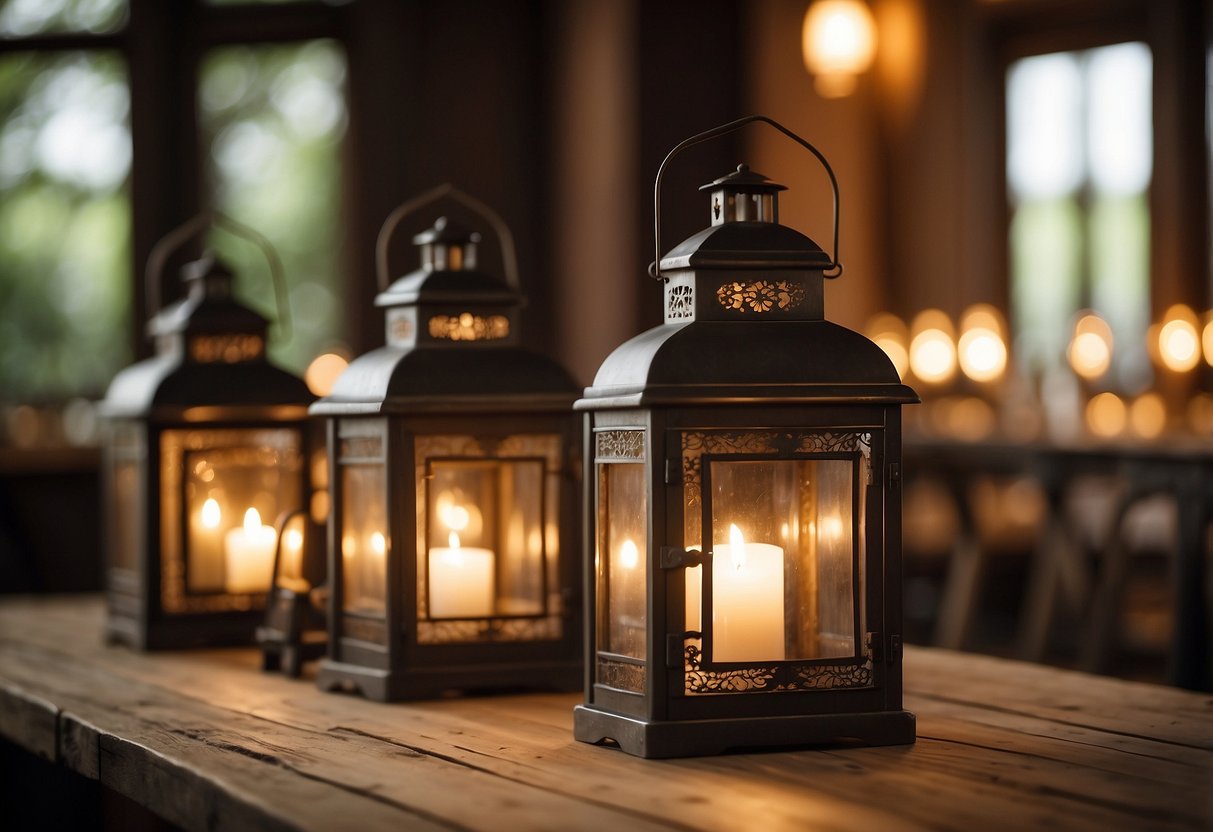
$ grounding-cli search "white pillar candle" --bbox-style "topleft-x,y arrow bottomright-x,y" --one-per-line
224,508 -> 277,594
712,524 -> 785,662
189,496 -> 226,591
428,531 -> 495,618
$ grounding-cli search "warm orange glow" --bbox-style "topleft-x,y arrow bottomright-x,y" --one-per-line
618,538 -> 639,570
1068,314 -> 1113,380
305,351 -> 349,397
936,397 -> 994,443
1128,393 -> 1166,440
959,303 -> 1006,337
201,497 -> 222,529
802,0 -> 877,98
1188,393 -> 1213,435
1203,314 -> 1213,367
1085,392 -> 1126,439
909,309 -> 956,384
1158,305 -> 1201,372
958,328 -> 1007,383
865,313 -> 909,379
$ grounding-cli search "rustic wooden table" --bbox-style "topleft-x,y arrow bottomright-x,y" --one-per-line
0,596 -> 1209,831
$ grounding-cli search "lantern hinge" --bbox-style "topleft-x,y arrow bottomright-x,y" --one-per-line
667,633 -> 693,668
865,631 -> 881,662
660,546 -> 704,569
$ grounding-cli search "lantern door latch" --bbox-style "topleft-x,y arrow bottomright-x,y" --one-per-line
660,546 -> 704,569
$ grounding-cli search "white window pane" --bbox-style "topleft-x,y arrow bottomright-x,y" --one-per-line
1087,42 -> 1152,196
1007,53 -> 1084,200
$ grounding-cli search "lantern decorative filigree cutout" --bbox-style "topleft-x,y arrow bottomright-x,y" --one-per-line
573,116 -> 919,757
101,215 -> 315,650
312,185 -> 581,701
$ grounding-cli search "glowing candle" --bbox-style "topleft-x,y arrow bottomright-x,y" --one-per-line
428,531 -> 495,618
189,496 -> 225,590
224,507 -> 276,594
711,524 -> 785,662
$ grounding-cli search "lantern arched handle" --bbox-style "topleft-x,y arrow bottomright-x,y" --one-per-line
375,183 -> 520,292
145,212 -> 292,343
649,114 -> 843,282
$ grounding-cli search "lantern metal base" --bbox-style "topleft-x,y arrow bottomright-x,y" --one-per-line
573,704 -> 916,758
316,658 -> 582,702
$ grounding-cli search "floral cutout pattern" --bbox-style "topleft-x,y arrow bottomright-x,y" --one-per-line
715,280 -> 806,313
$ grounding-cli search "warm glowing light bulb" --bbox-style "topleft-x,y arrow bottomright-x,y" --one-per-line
1159,311 -> 1200,373
201,498 -> 221,529
802,0 -> 877,98
618,538 -> 639,569
958,328 -> 1007,383
305,351 -> 349,397
243,507 -> 262,531
910,329 -> 957,384
1086,392 -> 1126,439
1070,332 -> 1111,379
728,523 -> 747,570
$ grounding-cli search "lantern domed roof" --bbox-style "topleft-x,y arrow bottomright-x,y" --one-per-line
579,319 -> 917,409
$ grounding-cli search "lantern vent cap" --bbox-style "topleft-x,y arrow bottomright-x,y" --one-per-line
411,216 -> 482,246
146,252 -> 270,338
700,164 -> 787,194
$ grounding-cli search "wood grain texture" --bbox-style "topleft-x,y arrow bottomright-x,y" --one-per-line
0,596 -> 1209,832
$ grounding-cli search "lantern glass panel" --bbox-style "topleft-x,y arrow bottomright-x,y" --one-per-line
107,423 -> 142,573
161,428 -> 302,609
341,463 -> 388,616
597,462 -> 647,659
424,459 -> 546,619
693,458 -> 857,663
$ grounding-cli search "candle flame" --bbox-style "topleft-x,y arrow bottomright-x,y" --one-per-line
243,507 -> 262,531
618,538 -> 638,569
371,531 -> 386,556
284,528 -> 303,551
448,531 -> 461,550
201,498 -> 221,529
728,524 -> 747,570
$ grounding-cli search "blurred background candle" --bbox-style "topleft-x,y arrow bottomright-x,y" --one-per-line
224,507 -> 276,594
428,531 -> 495,618
712,524 -> 785,662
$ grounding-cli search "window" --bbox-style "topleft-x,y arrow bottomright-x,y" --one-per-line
0,2 -> 349,407
1007,42 -> 1153,391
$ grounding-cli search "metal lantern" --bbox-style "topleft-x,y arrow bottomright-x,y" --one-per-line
101,215 -> 316,650
312,186 -> 581,701
257,509 -> 328,676
573,117 -> 919,757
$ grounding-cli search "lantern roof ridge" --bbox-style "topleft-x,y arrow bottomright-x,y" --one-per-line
659,222 -> 831,271
699,164 -> 787,193
375,267 -> 520,308
311,343 -> 577,414
100,352 -> 312,416
578,319 -> 918,408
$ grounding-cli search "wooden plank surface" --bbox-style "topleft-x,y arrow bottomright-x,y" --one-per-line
0,596 -> 1209,831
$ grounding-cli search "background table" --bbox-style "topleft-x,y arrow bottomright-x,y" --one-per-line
1,596 -> 1209,831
